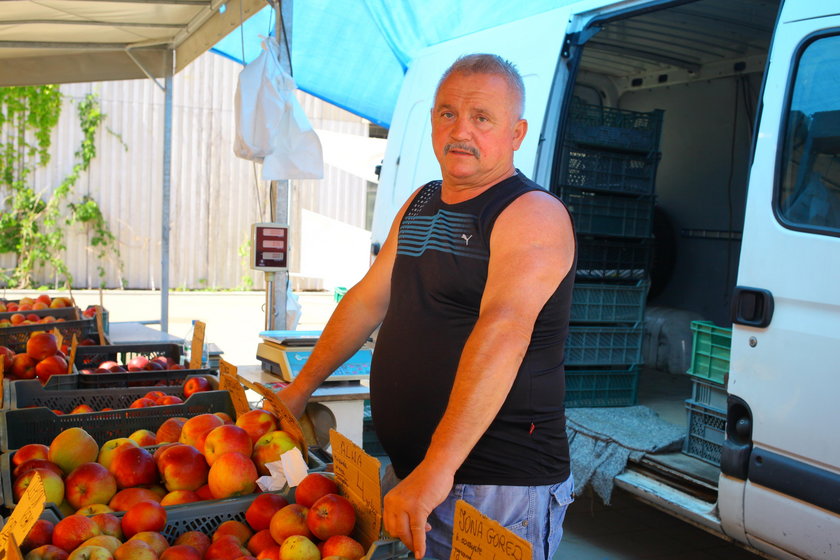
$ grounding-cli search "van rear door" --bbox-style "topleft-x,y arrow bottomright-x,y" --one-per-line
371,6 -> 578,248
724,3 -> 840,558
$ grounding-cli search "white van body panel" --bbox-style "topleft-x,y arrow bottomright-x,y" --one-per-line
370,7 -> 576,248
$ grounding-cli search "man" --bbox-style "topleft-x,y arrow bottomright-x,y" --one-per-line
279,54 -> 576,559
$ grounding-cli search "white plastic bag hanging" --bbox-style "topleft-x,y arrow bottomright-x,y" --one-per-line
234,37 -> 324,180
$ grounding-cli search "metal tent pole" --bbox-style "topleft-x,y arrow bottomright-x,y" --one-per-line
161,61 -> 174,333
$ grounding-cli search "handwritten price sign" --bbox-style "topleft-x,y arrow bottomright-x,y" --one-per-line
330,429 -> 382,550
451,500 -> 531,560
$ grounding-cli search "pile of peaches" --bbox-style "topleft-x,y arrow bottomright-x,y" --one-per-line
0,295 -> 75,328
19,471 -> 364,560
9,407 -> 302,515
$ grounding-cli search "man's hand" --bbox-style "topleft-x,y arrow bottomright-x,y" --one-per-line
276,383 -> 309,418
383,463 -> 453,559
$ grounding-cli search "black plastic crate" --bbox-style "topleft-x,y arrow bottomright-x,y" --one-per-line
576,237 -> 652,282
566,325 -> 644,366
690,377 -> 727,412
0,306 -> 79,323
683,399 -> 726,465
0,390 -> 234,451
571,282 -> 648,324
0,318 -> 101,354
74,343 -> 181,369
558,145 -> 659,196
567,102 -> 664,153
565,365 -> 639,407
559,187 -> 654,238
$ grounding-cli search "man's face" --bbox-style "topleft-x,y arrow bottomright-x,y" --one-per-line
431,71 -> 527,190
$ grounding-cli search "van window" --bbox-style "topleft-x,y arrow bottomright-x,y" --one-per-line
778,34 -> 840,233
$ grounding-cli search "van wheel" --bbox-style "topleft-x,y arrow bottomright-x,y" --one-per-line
649,205 -> 676,300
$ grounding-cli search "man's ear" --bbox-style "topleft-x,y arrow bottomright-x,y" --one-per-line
512,119 -> 528,151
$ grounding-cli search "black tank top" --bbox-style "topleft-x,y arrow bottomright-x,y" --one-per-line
370,171 -> 574,485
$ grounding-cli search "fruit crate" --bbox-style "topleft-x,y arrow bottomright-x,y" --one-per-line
0,306 -> 80,323
576,236 -> 652,282
571,281 -> 648,324
46,367 -> 216,390
559,186 -> 654,238
557,145 -> 659,196
74,342 -> 181,369
690,377 -> 727,412
565,365 -> 640,407
567,101 -> 664,153
683,399 -> 726,466
0,319 -> 102,355
566,325 -> 644,366
0,390 -> 235,451
686,321 -> 732,384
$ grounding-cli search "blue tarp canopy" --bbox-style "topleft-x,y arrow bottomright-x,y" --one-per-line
211,1 -> 564,128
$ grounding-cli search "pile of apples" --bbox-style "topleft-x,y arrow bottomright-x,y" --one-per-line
0,295 -> 75,329
10,407 -> 302,515
78,355 -> 185,375
1,332 -> 71,384
19,472 -> 365,560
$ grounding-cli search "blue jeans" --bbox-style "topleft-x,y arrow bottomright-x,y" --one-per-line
424,475 -> 574,560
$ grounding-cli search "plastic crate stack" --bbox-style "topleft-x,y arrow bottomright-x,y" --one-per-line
683,320 -> 731,465
560,100 -> 663,407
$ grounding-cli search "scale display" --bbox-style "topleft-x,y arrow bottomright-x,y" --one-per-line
251,223 -> 289,271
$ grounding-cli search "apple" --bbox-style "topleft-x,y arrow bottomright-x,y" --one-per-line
306,494 -> 355,540
252,431 -> 299,476
65,462 -> 118,510
208,452 -> 257,499
214,412 -> 234,425
195,484 -> 213,500
80,537 -> 122,555
294,473 -> 338,508
235,410 -> 279,445
90,514 -> 123,540
156,443 -> 209,492
14,467 -> 65,505
127,357 -> 150,372
49,427 -> 99,475
21,519 -> 55,553
67,545 -> 114,560
129,398 -> 156,409
129,430 -> 158,447
97,361 -> 120,371
108,446 -> 158,489
158,396 -> 183,405
159,545 -> 201,560
179,413 -> 224,453
245,531 -> 275,557
13,443 -> 50,466
27,332 -> 58,361
255,545 -> 280,560
269,504 -> 312,543
109,487 -> 161,512
121,501 -> 167,538
77,504 -> 114,516
182,377 -> 211,398
14,459 -> 64,479
98,439 -> 139,471
159,490 -> 201,506
155,418 -> 187,444
0,345 -> 14,371
173,532 -> 210,556
204,425 -> 253,466
70,404 -> 95,414
12,353 -> 38,379
50,297 -> 71,308
129,533 -> 169,556
246,493 -> 290,532
36,355 -> 69,384
204,536 -> 249,560
10,312 -> 26,325
212,521 -> 252,545
278,536 -> 319,560
26,545 -> 70,560
320,536 -> 364,560
52,514 -> 102,553
113,540 -> 157,560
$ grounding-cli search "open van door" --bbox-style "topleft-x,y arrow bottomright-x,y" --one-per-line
370,6 -> 578,249
722,3 -> 840,558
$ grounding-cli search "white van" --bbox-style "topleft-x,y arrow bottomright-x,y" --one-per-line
371,1 -> 840,558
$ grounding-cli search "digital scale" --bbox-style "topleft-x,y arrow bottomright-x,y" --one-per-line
256,330 -> 372,382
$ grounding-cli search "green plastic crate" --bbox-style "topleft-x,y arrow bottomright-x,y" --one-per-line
571,282 -> 648,324
687,321 -> 732,384
559,187 -> 654,238
566,325 -> 644,366
567,102 -> 664,153
565,366 -> 639,407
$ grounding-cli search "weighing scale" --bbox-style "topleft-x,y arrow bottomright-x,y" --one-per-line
256,330 -> 372,382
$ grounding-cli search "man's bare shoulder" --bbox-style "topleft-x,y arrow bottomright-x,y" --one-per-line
498,189 -> 573,232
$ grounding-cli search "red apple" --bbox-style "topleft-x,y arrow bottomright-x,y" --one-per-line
90,513 -> 123,540
108,446 -> 158,489
70,404 -> 95,414
208,452 -> 257,499
14,443 -> 50,466
158,396 -> 183,405
159,545 -> 201,560
11,353 -> 38,379
320,536 -> 364,560
245,531 -> 275,557
129,398 -> 156,409
113,540 -> 157,560
129,430 -> 158,447
157,443 -> 209,492
98,439 -> 139,471
26,545 -> 70,560
14,467 -> 65,505
27,332 -> 58,361
76,504 -> 113,516
160,490 -> 201,506
306,494 -> 356,540
52,514 -> 101,552
121,501 -> 167,538
108,487 -> 162,512
80,536 -> 122,555
235,410 -> 279,445
204,536 -> 249,560
246,493 -> 290,532
21,519 -> 55,553
215,412 -> 234,425
173,532 -> 211,556
65,462 -> 118,510
0,345 -> 14,371
155,418 -> 187,443
255,545 -> 279,560
127,357 -> 150,372
67,545 -> 114,560
49,427 -> 99,475
36,355 -> 69,384
269,504 -> 312,543
178,413 -> 224,453
278,536 -> 318,560
294,473 -> 339,508
129,532 -> 169,556
13,459 -> 64,480
252,431 -> 299,476
182,376 -> 211,397
195,484 -> 213,500
212,521 -> 252,545
204,425 -> 253,466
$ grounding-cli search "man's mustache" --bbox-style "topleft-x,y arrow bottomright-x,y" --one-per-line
444,143 -> 479,158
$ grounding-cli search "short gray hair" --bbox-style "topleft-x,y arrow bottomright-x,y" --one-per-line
435,54 -> 525,118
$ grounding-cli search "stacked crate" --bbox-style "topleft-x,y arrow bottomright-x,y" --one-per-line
559,100 -> 663,407
682,320 -> 731,465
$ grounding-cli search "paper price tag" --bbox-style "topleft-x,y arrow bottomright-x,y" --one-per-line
0,358 -> 4,409
189,321 -> 206,370
219,360 -> 251,419
67,335 -> 78,375
254,383 -> 308,462
330,429 -> 381,550
95,307 -> 106,345
0,471 -> 46,560
50,328 -> 63,351
451,500 -> 531,560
